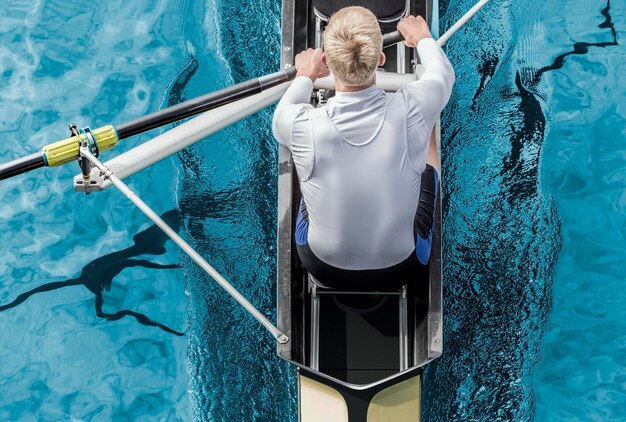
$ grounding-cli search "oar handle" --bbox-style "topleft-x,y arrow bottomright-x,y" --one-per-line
382,30 -> 404,47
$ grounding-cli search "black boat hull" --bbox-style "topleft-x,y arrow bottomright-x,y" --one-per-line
276,1 -> 440,420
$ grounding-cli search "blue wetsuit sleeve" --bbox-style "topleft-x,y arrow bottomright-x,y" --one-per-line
272,76 -> 315,149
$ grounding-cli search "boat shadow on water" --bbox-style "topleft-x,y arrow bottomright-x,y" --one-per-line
0,209 -> 184,336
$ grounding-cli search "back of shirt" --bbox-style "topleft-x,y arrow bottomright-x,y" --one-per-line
302,89 -> 425,269
273,38 -> 455,270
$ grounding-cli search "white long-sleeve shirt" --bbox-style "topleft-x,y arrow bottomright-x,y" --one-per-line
273,38 -> 455,270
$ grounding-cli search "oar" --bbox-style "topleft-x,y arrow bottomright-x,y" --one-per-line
0,68 -> 296,181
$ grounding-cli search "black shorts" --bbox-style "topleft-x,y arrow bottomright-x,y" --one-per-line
295,165 -> 439,291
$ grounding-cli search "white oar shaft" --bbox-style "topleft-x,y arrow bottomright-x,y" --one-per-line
437,0 -> 489,46
80,147 -> 289,344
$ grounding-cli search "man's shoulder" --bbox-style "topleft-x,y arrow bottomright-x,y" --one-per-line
290,102 -> 325,123
381,87 -> 415,109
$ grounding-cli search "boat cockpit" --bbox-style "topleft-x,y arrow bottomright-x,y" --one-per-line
276,1 -> 442,419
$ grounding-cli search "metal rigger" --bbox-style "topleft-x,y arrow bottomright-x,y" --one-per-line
71,124 -> 289,343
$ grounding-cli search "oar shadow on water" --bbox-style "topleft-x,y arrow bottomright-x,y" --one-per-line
0,209 -> 185,336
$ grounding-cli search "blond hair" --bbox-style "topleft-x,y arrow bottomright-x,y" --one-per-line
323,7 -> 382,87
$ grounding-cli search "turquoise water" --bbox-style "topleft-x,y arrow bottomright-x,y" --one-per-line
175,0 -> 297,420
0,1 -> 195,419
424,0 -> 626,420
1,0 -> 625,421
530,1 -> 626,420
0,0 -> 294,420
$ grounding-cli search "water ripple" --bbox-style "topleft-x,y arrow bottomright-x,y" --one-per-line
176,0 -> 297,420
426,0 -> 625,420
0,1 -> 192,419
532,0 -> 626,419
423,0 -> 561,420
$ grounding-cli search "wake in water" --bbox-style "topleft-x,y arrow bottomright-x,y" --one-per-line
173,0 -> 298,420
423,1 -> 619,420
423,0 -> 559,420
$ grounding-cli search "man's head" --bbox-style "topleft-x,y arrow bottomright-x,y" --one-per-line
323,7 -> 385,87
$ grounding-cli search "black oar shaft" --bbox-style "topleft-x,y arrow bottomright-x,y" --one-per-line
0,67 -> 296,181
0,153 -> 45,181
117,67 -> 296,139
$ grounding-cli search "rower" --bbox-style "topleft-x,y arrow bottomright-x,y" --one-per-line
272,7 -> 454,293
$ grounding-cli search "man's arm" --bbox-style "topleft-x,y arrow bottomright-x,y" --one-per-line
272,48 -> 330,148
272,77 -> 314,148
397,16 -> 456,134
